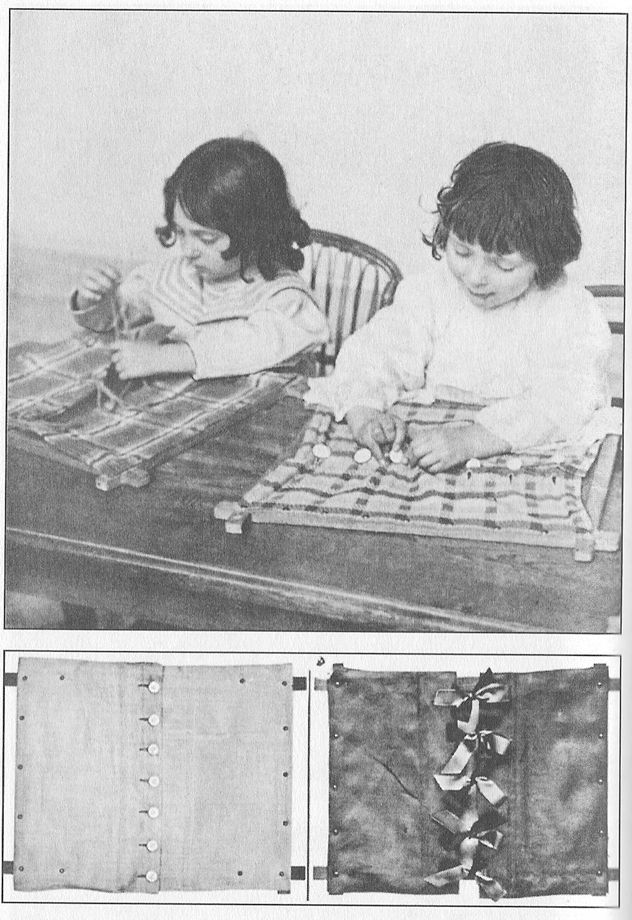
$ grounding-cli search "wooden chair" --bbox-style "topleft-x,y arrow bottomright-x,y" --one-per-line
587,284 -> 624,408
301,229 -> 403,372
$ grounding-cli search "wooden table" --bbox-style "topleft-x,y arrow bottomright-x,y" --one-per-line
5,389 -> 622,633
6,246 -> 622,633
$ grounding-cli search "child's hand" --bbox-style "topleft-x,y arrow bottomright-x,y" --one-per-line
407,422 -> 510,473
345,405 -> 406,462
76,263 -> 121,311
111,341 -> 195,379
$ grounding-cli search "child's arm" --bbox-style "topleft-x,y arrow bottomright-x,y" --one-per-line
174,290 -> 329,379
407,423 -> 510,472
307,277 -> 435,422
111,341 -> 195,378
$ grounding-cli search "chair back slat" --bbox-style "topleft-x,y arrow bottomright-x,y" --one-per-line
586,284 -> 624,408
301,230 -> 403,372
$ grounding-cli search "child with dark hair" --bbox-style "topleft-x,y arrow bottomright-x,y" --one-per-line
71,138 -> 328,379
307,142 -> 612,470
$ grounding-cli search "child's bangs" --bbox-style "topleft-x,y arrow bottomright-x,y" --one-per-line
176,181 -> 217,230
448,191 -> 527,256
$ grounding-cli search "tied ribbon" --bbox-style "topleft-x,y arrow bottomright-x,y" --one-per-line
425,789 -> 507,901
439,728 -> 511,779
434,669 -> 511,799
433,668 -> 510,734
434,761 -> 507,807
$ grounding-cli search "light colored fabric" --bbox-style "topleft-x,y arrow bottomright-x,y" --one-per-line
13,658 -> 293,893
238,402 -> 604,547
71,254 -> 329,379
306,263 -> 612,451
160,664 -> 293,892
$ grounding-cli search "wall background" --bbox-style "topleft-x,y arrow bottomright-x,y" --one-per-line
9,10 -> 626,281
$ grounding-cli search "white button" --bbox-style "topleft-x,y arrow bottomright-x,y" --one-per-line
148,806 -> 160,819
146,839 -> 159,852
147,681 -> 161,694
389,449 -> 404,464
148,775 -> 160,788
145,870 -> 158,883
506,457 -> 522,471
312,443 -> 331,459
353,448 -> 372,464
466,458 -> 482,470
148,714 -> 160,727
147,744 -> 159,757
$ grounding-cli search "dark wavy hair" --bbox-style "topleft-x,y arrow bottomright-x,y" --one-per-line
424,142 -> 582,287
156,138 -> 310,281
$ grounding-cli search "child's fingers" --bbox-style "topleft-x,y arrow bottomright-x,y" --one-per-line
367,436 -> 385,463
407,439 -> 437,467
80,266 -> 121,295
376,414 -> 396,440
90,263 -> 121,283
111,346 -> 130,378
372,416 -> 394,444
359,426 -> 384,463
372,413 -> 404,449
77,287 -> 103,303
391,417 -> 407,452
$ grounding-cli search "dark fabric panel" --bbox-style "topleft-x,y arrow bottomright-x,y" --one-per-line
326,666 -> 456,894
326,664 -> 609,900
503,664 -> 609,897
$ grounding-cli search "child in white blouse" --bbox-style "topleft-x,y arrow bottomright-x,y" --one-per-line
307,142 -> 611,471
71,138 -> 329,379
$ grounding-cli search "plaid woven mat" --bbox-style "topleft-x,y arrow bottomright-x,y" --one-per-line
8,332 -> 292,490
237,400 -> 605,548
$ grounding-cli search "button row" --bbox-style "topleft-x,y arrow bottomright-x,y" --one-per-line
141,675 -> 162,887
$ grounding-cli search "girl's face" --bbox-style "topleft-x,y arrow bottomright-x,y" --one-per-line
445,232 -> 537,310
172,202 -> 240,282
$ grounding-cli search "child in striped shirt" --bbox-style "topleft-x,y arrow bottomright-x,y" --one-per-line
71,138 -> 329,379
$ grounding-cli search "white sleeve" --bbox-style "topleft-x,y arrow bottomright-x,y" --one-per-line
305,276 -> 435,419
477,288 -> 612,449
186,289 -> 330,379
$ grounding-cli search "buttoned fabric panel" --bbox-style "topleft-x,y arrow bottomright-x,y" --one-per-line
13,659 -> 292,893
14,658 -> 158,891
159,664 -> 293,892
502,665 -> 609,898
326,667 -> 456,894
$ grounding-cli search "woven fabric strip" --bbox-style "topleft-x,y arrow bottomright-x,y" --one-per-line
8,334 -> 291,487
325,665 -> 609,898
13,658 -> 293,892
239,402 -> 601,546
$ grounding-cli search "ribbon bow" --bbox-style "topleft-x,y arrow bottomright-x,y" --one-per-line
433,670 -> 511,800
438,728 -> 511,781
425,789 -> 507,901
434,758 -> 507,807
433,668 -> 510,734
